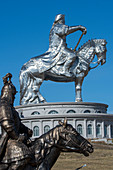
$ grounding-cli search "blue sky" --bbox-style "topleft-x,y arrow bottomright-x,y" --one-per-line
0,0 -> 113,113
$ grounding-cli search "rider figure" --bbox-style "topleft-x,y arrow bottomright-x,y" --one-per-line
0,73 -> 33,169
30,14 -> 87,77
49,14 -> 87,77
19,14 -> 87,105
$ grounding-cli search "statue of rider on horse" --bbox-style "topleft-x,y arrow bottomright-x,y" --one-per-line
0,74 -> 93,169
20,14 -> 107,105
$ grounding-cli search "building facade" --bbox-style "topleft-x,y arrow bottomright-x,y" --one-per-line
15,102 -> 113,139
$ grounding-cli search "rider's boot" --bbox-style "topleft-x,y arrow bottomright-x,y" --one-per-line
61,66 -> 72,77
61,57 -> 75,77
62,69 -> 71,77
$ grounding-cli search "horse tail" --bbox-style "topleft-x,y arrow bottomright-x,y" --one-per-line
19,65 -> 31,105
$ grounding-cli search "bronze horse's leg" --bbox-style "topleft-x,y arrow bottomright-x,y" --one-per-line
38,161 -> 49,170
38,148 -> 60,170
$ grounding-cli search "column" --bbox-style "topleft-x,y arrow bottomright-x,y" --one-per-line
108,124 -> 111,138
28,120 -> 32,129
74,119 -> 76,129
102,121 -> 104,138
93,119 -> 96,138
84,119 -> 87,138
40,120 -> 43,135
51,119 -> 54,128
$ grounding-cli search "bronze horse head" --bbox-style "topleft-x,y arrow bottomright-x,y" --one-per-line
30,119 -> 93,169
58,119 -> 93,156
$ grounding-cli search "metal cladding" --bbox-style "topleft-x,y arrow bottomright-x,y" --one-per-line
19,14 -> 107,105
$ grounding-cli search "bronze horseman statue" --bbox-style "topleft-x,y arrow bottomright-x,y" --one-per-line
0,73 -> 33,169
20,14 -> 107,105
0,73 -> 93,170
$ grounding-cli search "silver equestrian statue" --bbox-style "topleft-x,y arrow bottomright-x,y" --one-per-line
20,14 -> 107,105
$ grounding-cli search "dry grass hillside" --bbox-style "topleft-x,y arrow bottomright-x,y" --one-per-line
52,144 -> 113,170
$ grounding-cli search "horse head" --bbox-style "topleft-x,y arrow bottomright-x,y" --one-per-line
94,39 -> 107,65
32,120 -> 93,169
58,119 -> 93,156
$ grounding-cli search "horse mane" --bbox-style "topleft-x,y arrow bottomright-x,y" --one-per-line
77,39 -> 106,53
41,125 -> 61,145
32,125 -> 62,161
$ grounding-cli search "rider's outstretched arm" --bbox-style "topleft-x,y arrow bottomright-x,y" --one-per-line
66,25 -> 87,35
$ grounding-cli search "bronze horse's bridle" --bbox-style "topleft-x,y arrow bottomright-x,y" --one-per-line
60,129 -> 88,152
44,128 -> 89,153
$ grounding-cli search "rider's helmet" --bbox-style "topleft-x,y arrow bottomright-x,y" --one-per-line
1,73 -> 17,106
54,14 -> 65,23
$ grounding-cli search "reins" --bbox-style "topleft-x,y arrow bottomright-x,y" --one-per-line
73,32 -> 93,66
74,35 -> 102,69
90,56 -> 102,70
90,62 -> 100,70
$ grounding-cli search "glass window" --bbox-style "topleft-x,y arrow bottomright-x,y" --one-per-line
111,125 -> 113,138
84,110 -> 91,113
20,112 -> 24,118
77,124 -> 83,135
48,110 -> 58,114
88,124 -> 92,135
44,125 -> 50,133
95,110 -> 101,113
31,111 -> 40,115
33,126 -> 39,136
96,124 -> 101,136
67,110 -> 76,113
104,125 -> 108,137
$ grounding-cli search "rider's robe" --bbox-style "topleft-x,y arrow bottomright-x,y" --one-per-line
22,23 -> 76,74
0,99 -> 31,163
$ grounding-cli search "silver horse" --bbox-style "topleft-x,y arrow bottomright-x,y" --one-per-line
20,39 -> 107,105
20,14 -> 107,105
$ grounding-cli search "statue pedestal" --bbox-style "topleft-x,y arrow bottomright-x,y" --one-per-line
15,102 -> 113,139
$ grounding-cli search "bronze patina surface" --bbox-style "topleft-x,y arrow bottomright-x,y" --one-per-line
0,73 -> 33,169
0,75 -> 93,169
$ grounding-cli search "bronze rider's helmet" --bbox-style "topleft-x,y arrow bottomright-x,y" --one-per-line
1,73 -> 17,105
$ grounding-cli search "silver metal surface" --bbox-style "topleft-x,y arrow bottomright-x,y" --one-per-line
20,14 -> 107,105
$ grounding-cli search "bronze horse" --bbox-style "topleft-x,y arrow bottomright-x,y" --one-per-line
20,39 -> 107,105
28,120 -> 93,170
0,120 -> 93,170
20,120 -> 94,169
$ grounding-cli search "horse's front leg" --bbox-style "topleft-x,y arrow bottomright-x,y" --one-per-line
75,76 -> 84,102
38,161 -> 49,170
